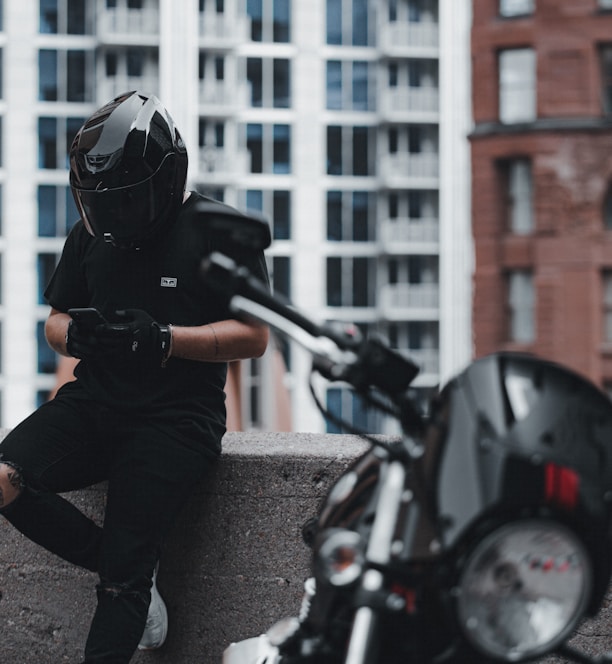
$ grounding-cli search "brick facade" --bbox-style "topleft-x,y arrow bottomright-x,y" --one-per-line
471,0 -> 612,387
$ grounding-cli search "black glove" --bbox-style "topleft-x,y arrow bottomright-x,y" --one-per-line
114,309 -> 173,367
65,319 -> 128,360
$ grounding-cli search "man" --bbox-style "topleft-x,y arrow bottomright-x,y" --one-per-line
0,91 -> 269,662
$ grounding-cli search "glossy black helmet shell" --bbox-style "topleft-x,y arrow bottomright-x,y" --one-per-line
69,91 -> 188,250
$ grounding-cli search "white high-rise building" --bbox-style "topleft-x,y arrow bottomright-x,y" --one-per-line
0,0 -> 472,433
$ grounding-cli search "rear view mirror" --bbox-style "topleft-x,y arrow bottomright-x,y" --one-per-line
193,200 -> 272,252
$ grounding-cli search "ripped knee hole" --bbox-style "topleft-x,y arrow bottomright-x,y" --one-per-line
0,462 -> 24,508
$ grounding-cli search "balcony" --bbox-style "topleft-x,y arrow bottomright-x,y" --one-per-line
198,145 -> 249,179
379,217 -> 439,253
379,152 -> 439,188
198,79 -> 249,113
379,282 -> 439,319
98,75 -> 159,103
379,87 -> 439,123
97,7 -> 159,45
378,21 -> 438,58
198,12 -> 249,48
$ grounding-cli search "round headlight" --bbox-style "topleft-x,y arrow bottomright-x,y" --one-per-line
455,519 -> 591,662
316,529 -> 364,587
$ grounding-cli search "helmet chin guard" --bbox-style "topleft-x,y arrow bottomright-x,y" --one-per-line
69,91 -> 188,249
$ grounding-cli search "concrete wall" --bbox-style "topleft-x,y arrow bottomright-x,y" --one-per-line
3,430 -> 612,664
0,432 -> 369,664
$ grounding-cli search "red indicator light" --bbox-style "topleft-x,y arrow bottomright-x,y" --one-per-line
545,463 -> 579,511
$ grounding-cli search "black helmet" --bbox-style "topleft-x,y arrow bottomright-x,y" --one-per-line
69,91 -> 188,250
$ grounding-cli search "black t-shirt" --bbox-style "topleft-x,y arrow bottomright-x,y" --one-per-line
45,192 -> 270,433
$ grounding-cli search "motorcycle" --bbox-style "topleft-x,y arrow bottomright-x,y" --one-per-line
198,201 -> 612,664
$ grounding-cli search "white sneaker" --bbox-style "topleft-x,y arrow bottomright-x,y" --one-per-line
138,565 -> 168,651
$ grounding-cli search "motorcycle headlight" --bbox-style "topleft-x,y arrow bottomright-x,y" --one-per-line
316,529 -> 364,587
455,519 -> 591,662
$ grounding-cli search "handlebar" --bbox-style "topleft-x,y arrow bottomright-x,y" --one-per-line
202,252 -> 420,399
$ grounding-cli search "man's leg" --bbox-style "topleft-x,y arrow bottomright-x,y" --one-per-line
0,396 -> 109,570
83,418 -> 218,663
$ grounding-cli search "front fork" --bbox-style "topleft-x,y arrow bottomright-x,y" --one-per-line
344,460 -> 407,664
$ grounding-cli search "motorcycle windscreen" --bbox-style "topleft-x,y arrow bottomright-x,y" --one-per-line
428,352 -> 612,550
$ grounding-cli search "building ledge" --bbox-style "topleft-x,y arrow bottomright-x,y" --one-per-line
470,116 -> 612,139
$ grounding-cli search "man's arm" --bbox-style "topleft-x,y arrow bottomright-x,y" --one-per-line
45,307 -> 269,363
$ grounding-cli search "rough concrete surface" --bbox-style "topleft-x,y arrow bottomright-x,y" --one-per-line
2,430 -> 612,663
0,431 -> 369,664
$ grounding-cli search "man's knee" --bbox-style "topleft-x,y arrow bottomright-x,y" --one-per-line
0,461 -> 24,509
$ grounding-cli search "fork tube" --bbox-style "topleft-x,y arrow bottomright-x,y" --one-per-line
344,461 -> 406,664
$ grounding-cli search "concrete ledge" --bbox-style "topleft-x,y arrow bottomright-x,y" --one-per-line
0,432 -> 369,664
3,430 -> 612,664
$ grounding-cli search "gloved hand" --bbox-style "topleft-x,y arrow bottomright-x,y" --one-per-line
65,319 -> 128,360
114,309 -> 172,367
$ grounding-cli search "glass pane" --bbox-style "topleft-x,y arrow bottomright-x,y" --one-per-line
39,49 -> 58,101
273,190 -> 291,240
273,124 -> 290,174
273,0 -> 290,42
68,0 -> 87,33
352,0 -> 368,46
327,190 -> 343,241
67,50 -> 86,102
326,0 -> 342,45
273,59 -> 290,108
327,126 -> 342,175
352,61 -> 369,111
40,0 -> 58,33
247,58 -> 263,107
499,49 -> 536,123
38,185 -> 57,237
327,257 -> 342,306
326,60 -> 342,110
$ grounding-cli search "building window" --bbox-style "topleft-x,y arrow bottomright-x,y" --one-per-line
243,189 -> 291,240
605,187 -> 612,230
39,49 -> 90,102
508,271 -> 535,343
326,60 -> 373,112
327,126 -> 374,176
246,123 -> 291,174
499,48 -> 536,123
600,46 -> 612,115
327,256 -> 376,307
326,387 -> 382,433
326,0 -> 373,47
327,190 -> 376,242
247,58 -> 291,108
40,0 -> 90,34
271,256 -> 291,298
38,185 -> 79,237
604,271 -> 612,342
247,0 -> 290,42
38,117 -> 85,170
600,0 -> 612,10
505,159 -> 533,234
499,0 -> 534,17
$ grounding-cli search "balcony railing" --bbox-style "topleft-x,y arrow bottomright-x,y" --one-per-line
198,79 -> 249,110
379,152 -> 439,184
380,217 -> 439,249
97,7 -> 159,41
198,12 -> 249,46
98,75 -> 159,103
379,87 -> 439,120
379,21 -> 439,55
379,283 -> 439,312
198,145 -> 249,176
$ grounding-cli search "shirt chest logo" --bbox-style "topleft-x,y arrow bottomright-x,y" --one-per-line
160,276 -> 178,288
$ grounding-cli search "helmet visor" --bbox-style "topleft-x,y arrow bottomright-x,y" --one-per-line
72,154 -> 175,249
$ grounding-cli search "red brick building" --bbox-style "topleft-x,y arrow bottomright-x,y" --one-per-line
471,0 -> 612,390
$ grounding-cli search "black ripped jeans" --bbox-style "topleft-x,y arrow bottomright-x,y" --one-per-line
0,389 -> 219,663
